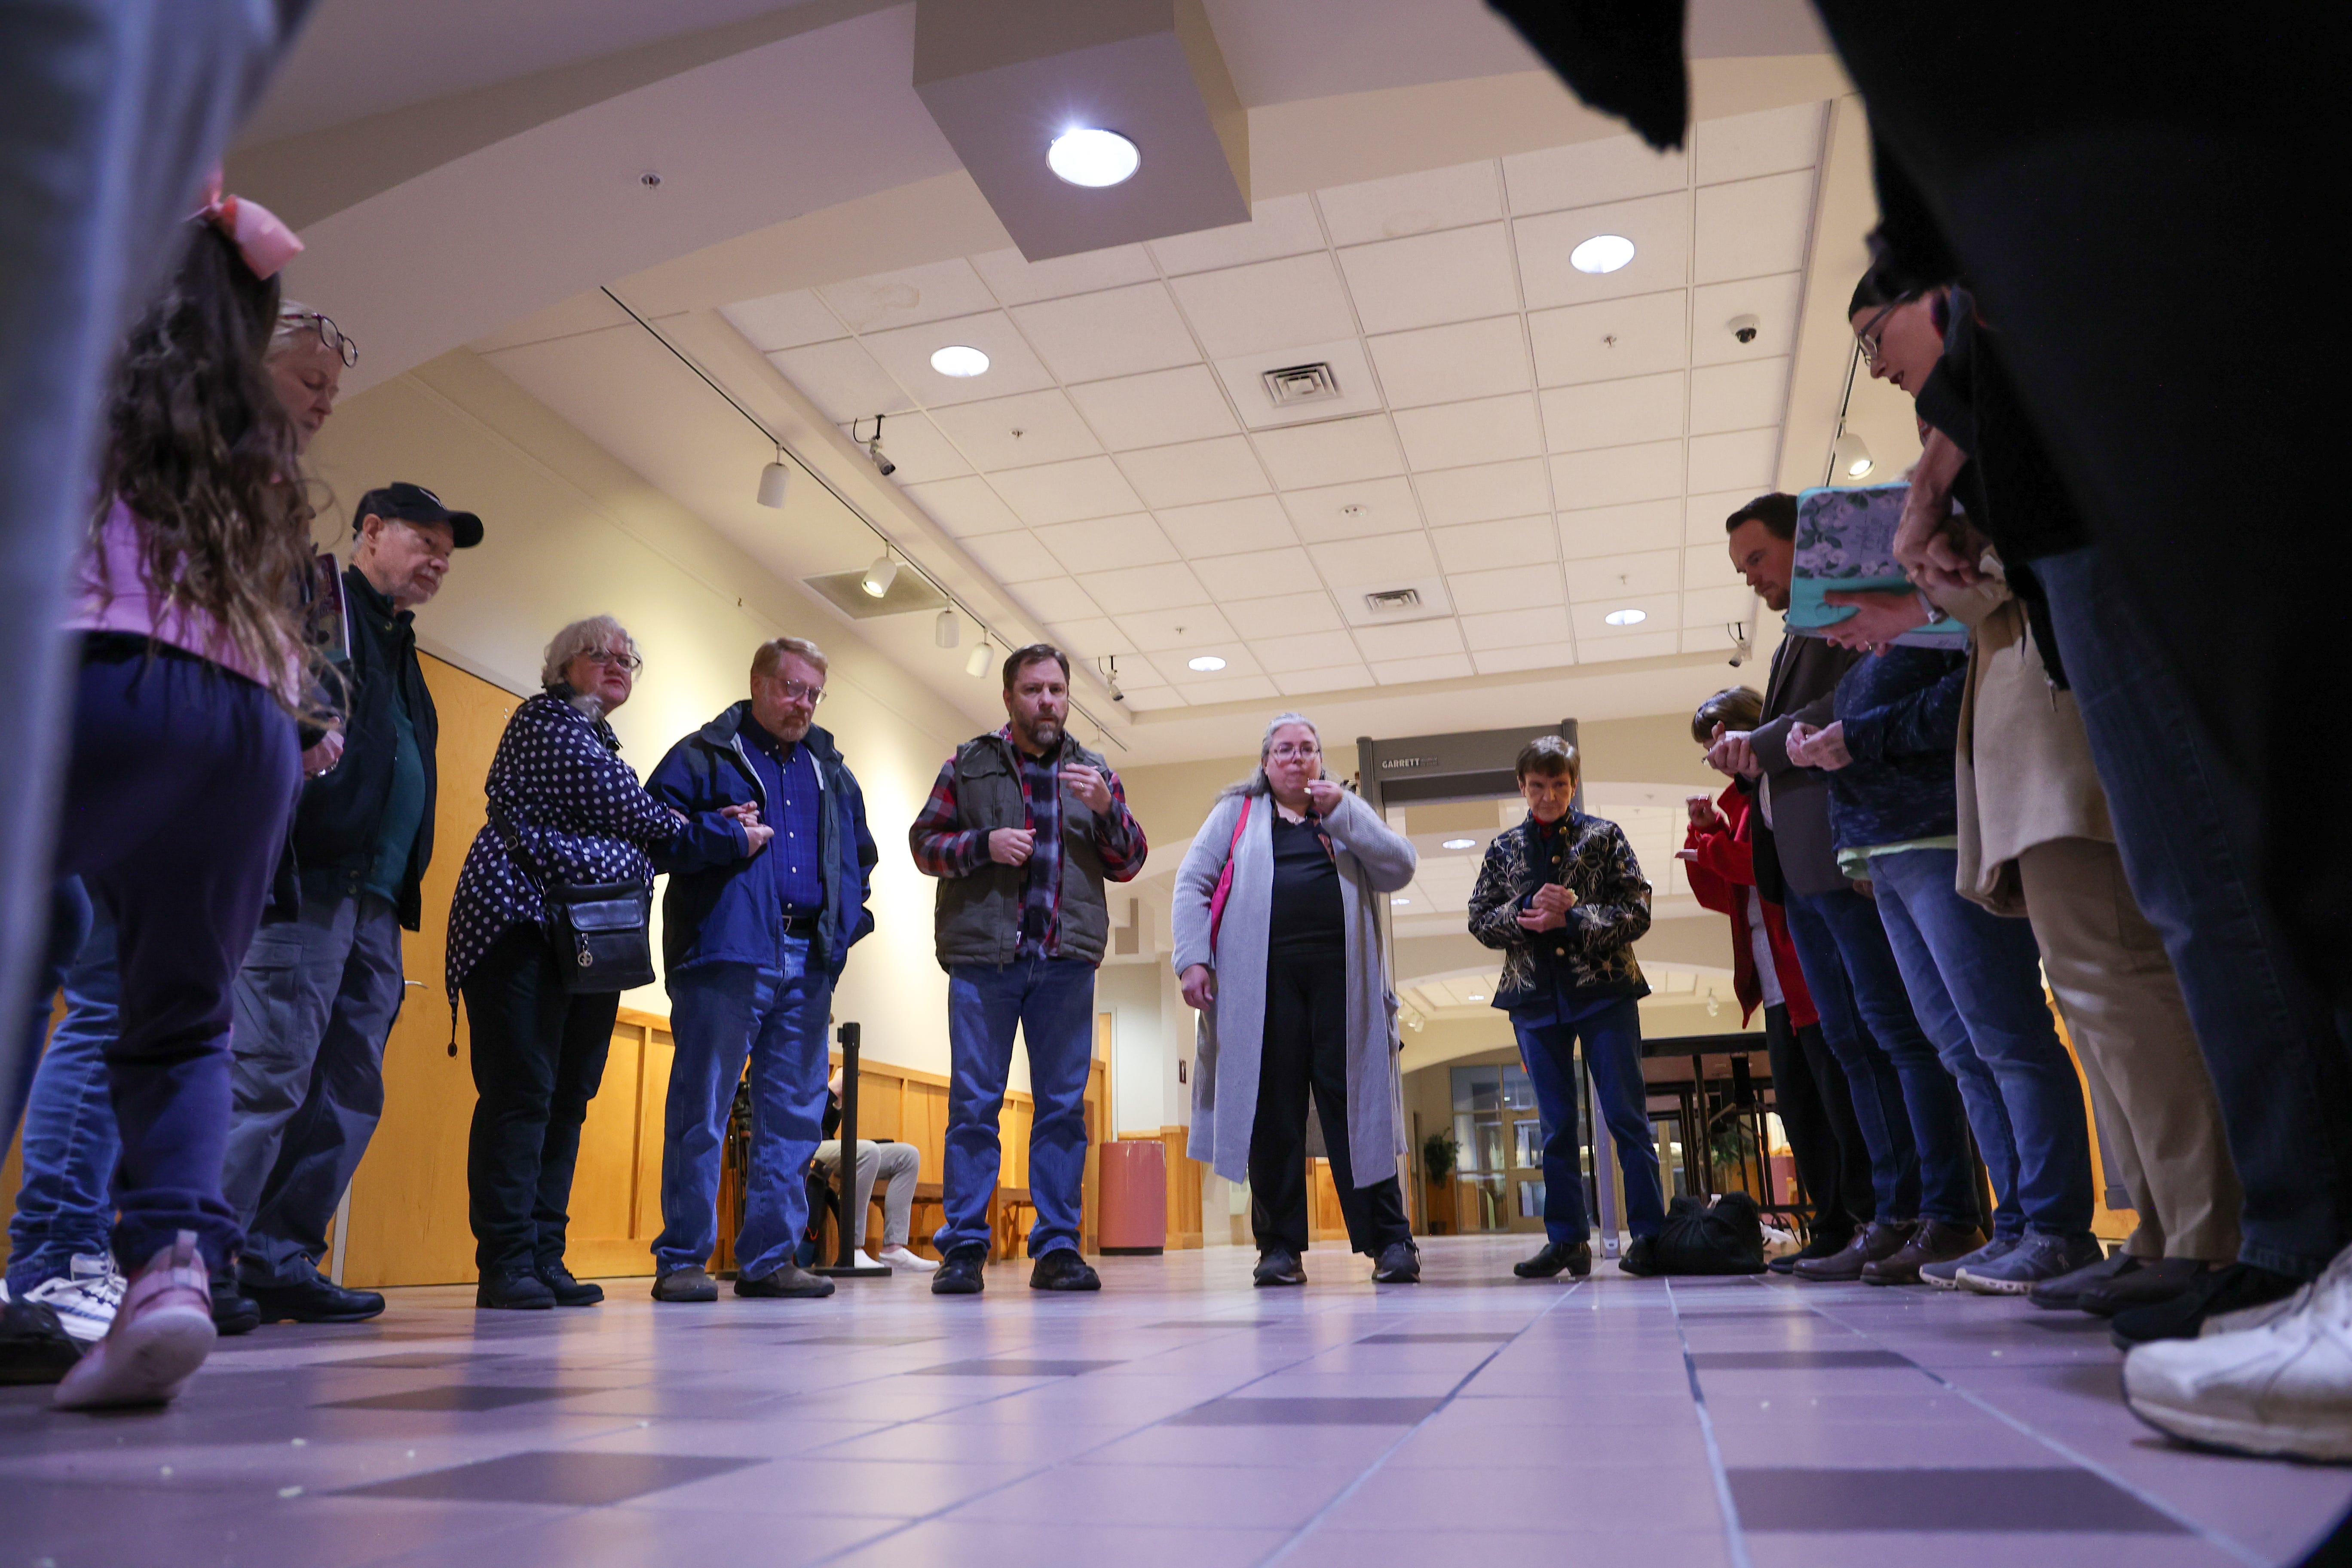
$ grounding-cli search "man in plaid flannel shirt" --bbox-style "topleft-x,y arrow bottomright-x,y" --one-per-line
909,645 -> 1146,1295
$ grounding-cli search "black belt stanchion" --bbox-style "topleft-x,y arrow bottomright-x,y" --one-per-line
812,1020 -> 889,1277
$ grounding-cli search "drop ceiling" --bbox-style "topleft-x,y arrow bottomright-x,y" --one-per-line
722,103 -> 1825,713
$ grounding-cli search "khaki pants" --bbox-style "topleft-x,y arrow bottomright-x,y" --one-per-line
2016,836 -> 2240,1261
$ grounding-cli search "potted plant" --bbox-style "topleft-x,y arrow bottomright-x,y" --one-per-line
1421,1129 -> 1460,1235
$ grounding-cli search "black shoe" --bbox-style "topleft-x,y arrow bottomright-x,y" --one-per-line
1514,1240 -> 1591,1279
476,1268 -> 555,1310
2110,1262 -> 2301,1348
1030,1249 -> 1102,1292
209,1271 -> 260,1336
1253,1250 -> 1307,1287
1372,1240 -> 1421,1283
652,1267 -> 718,1303
0,1297 -> 84,1385
537,1264 -> 603,1306
1620,1237 -> 1661,1277
735,1262 -> 835,1298
248,1274 -> 386,1325
932,1244 -> 988,1296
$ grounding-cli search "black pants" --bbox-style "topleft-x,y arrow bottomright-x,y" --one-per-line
462,923 -> 619,1276
1250,946 -> 1409,1258
1764,1004 -> 1872,1241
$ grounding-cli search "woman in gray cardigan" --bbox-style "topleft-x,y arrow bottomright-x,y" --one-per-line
1173,713 -> 1419,1286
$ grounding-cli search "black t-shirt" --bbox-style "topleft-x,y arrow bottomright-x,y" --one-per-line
1267,810 -> 1344,955
1916,289 -> 2089,564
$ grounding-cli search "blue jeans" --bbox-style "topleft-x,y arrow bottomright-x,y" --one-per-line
1780,887 -> 1922,1221
937,958 -> 1096,1258
2038,545 -> 2352,1278
1511,992 -> 1666,1243
225,891 -> 405,1287
1785,882 -> 1980,1229
655,942 -> 833,1280
6,888 -> 120,1295
1870,849 -> 2094,1237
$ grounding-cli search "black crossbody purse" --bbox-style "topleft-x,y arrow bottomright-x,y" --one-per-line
493,812 -> 655,995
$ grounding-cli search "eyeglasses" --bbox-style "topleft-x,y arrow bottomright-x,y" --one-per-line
284,311 -> 358,368
582,649 -> 642,673
775,677 -> 827,707
1854,297 -> 1911,369
1268,743 -> 1320,760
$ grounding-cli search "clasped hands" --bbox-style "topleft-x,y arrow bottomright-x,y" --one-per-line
1516,882 -> 1577,933
1784,719 -> 1852,771
989,764 -> 1116,867
720,800 -> 774,853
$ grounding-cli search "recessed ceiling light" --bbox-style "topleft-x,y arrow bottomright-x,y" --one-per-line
1187,655 -> 1226,672
930,345 -> 989,378
1391,896 -> 1410,906
1047,128 -> 1139,187
1570,233 -> 1636,274
1467,993 -> 1486,1002
1442,837 -> 1476,849
1604,607 -> 1647,626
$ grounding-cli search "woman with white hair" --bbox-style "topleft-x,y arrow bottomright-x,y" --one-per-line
1173,713 -> 1420,1286
447,616 -> 745,1310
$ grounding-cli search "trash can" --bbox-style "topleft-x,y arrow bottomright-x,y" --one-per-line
1097,1139 -> 1168,1255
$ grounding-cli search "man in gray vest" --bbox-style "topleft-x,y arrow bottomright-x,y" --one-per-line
909,644 -> 1146,1296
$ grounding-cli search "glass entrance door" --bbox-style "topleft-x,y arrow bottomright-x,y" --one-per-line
1451,1063 -> 1547,1234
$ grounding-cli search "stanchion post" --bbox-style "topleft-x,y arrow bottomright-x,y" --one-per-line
812,1020 -> 890,1277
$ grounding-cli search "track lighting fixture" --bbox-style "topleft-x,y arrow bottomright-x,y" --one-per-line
756,452 -> 788,508
935,610 -> 959,648
861,553 -> 898,599
966,639 -> 994,680
1833,430 -> 1874,480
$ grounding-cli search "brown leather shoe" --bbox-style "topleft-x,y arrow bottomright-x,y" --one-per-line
1793,1219 -> 1917,1282
1861,1218 -> 1986,1286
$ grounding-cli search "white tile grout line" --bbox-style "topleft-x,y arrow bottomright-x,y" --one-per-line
1666,1277 -> 1760,1568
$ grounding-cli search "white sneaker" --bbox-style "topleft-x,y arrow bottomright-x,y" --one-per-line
849,1249 -> 880,1271
879,1245 -> 939,1274
24,1254 -> 126,1344
2124,1243 -> 2352,1461
53,1231 -> 214,1411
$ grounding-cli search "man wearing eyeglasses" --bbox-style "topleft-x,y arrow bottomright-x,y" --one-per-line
643,637 -> 878,1303
222,482 -> 482,1327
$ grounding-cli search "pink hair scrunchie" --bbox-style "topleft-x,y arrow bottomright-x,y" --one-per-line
195,171 -> 303,279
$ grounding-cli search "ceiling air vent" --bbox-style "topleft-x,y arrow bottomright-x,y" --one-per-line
1363,588 -> 1421,614
1261,361 -> 1341,408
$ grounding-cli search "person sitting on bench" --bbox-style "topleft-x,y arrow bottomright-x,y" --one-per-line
811,1069 -> 935,1273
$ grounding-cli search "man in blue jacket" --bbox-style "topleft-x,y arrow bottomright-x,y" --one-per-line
643,637 -> 876,1303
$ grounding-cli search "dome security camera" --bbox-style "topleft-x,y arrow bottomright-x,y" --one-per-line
1728,313 -> 1761,346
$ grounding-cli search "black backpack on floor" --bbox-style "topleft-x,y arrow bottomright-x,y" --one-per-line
1651,1191 -> 1768,1275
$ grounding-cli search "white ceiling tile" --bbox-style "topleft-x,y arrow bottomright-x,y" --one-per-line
1577,627 -> 1681,662
1082,566 -> 1212,618
1540,373 -> 1685,452
969,244 -> 1159,307
928,389 -> 1099,470
1280,475 -> 1423,542
1011,577 -> 1103,623
1449,562 -> 1567,613
1687,488 -> 1768,545
1354,619 -> 1466,661
1695,103 -> 1823,187
1317,159 -> 1501,247
1048,616 -> 1133,657
1571,593 -> 1681,637
1475,643 -> 1577,675
960,530 -> 1063,583
1213,338 -> 1385,431
1461,606 -> 1572,651
1550,440 -> 1683,509
1528,291 -> 1687,386
1565,550 -> 1680,602
904,475 -> 1023,537
1687,428 -> 1779,493
990,455 -> 1144,526
1431,516 -> 1555,573
722,289 -> 842,352
1694,170 -> 1816,285
1191,547 -> 1325,602
1120,435 -> 1270,508
860,311 -> 1055,407
1112,602 -> 1234,648
1366,315 -> 1532,409
1683,542 -> 1749,594
1033,514 -> 1177,574
1309,533 -> 1439,586
1680,623 -> 1748,656
1157,494 -> 1300,557
1066,364 -> 1238,450
1225,591 -> 1344,638
818,259 -> 996,334
1515,193 -> 1691,311
1252,416 -> 1405,490
1247,629 -> 1363,668
1337,224 -> 1520,336
1690,275 -> 1807,365
1169,253 -> 1357,359
1371,652 -> 1474,684
1392,393 -> 1544,472
1503,135 -> 1688,216
1010,283 -> 1198,385
853,413 -> 968,483
1118,686 -> 1189,710
1276,664 -> 1375,696
1415,458 -> 1549,527
767,339 -> 912,424
1148,194 -> 1326,275
1682,583 -> 1758,625
1169,671 -> 1280,703
1559,498 -> 1683,560
1689,358 -> 1790,436
1109,652 -> 1175,684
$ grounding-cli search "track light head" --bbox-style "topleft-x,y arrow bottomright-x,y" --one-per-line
756,459 -> 788,508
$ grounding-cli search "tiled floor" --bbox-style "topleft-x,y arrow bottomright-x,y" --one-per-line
4,1234 -> 2348,1567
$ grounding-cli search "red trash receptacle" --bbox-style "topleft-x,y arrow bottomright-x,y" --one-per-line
1097,1139 -> 1168,1256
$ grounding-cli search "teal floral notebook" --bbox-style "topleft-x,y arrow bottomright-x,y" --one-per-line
1788,484 -> 1967,649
